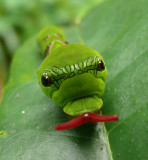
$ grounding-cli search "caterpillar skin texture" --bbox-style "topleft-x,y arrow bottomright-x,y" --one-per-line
37,27 -> 118,130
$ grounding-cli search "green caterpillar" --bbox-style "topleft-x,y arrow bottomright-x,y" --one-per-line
37,26 -> 118,130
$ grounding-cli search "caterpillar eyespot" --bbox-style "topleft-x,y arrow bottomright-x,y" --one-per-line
37,26 -> 119,130
41,72 -> 51,87
98,59 -> 105,71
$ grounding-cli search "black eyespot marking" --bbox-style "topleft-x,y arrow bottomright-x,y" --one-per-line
98,59 -> 105,71
41,72 -> 51,87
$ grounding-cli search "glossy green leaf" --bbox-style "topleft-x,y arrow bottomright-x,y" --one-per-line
0,0 -> 148,159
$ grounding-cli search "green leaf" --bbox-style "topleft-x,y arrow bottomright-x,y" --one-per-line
0,0 -> 148,160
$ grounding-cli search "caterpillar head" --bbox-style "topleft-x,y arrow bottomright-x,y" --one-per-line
38,44 -> 107,106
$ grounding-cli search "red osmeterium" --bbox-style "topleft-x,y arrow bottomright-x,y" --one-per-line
55,112 -> 119,130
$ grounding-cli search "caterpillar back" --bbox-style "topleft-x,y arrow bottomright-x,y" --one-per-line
37,26 -> 68,56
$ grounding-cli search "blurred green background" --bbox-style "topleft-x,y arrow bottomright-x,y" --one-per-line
0,0 -> 104,100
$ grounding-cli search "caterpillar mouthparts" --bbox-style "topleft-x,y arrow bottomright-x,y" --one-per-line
55,112 -> 119,130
